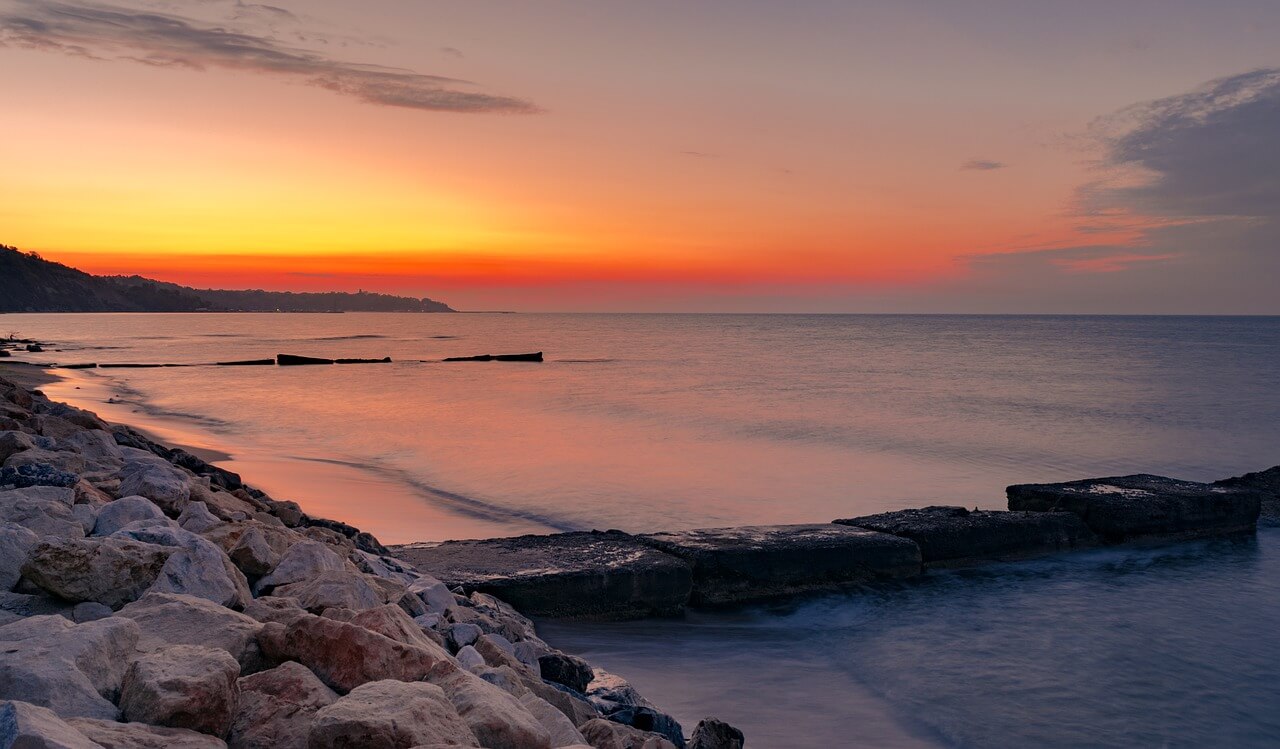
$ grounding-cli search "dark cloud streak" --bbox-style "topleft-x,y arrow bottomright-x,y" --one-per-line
0,0 -> 538,114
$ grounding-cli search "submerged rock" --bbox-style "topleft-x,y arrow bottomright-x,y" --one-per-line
688,718 -> 744,749
836,506 -> 1097,567
640,523 -> 921,605
1007,474 -> 1261,542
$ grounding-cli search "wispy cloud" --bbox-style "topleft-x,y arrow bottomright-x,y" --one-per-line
0,0 -> 538,114
960,159 -> 1005,171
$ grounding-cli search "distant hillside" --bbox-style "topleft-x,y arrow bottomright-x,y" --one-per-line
0,245 -> 454,313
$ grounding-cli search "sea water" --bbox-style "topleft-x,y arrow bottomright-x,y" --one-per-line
4,312 -> 1278,747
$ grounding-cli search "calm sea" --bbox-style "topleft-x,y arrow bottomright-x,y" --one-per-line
4,312 -> 1279,747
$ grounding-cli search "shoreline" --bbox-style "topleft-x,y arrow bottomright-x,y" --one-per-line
1,368 -> 723,747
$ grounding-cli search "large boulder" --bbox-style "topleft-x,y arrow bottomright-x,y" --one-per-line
118,459 -> 191,516
119,645 -> 241,738
0,431 -> 36,462
306,680 -> 479,749
91,496 -> 166,537
252,541 -> 346,596
117,593 -> 265,670
177,502 -> 222,534
255,612 -> 455,694
320,604 -> 439,650
0,700 -> 102,749
688,719 -> 743,749
0,615 -> 140,720
114,524 -> 251,609
273,570 -> 383,613
836,506 -> 1098,567
639,524 -> 921,606
579,719 -> 678,749
226,527 -> 278,578
67,717 -> 228,748
425,666 -> 552,749
0,486 -> 83,539
393,532 -> 694,619
1007,474 -> 1262,542
228,661 -> 337,749
0,522 -> 39,591
21,536 -> 172,609
519,692 -> 587,747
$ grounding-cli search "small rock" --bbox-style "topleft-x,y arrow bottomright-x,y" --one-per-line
119,645 -> 240,738
456,645 -> 485,670
177,501 -> 221,533
539,651 -> 594,694
307,679 -> 479,748
407,574 -> 455,615
227,526 -> 277,577
0,700 -> 101,749
228,661 -> 337,749
70,602 -> 112,623
448,622 -> 483,650
689,718 -> 744,749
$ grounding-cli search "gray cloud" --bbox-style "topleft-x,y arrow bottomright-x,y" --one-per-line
945,67 -> 1280,313
960,159 -> 1005,171
0,0 -> 538,114
440,46 -> 463,58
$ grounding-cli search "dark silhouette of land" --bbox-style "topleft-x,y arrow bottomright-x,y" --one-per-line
0,244 -> 454,313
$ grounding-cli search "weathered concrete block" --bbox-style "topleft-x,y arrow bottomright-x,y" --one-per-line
638,524 -> 922,606
393,531 -> 693,619
1214,465 -> 1280,523
835,506 -> 1097,568
1007,474 -> 1261,542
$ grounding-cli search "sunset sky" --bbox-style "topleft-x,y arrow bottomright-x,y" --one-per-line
3,0 -> 1279,312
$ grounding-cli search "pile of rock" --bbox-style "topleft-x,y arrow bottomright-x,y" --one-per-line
0,374 -> 742,749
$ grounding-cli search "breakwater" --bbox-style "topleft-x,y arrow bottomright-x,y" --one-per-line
395,471 -> 1274,619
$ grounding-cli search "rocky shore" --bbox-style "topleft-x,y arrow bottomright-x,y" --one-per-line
0,371 -> 738,749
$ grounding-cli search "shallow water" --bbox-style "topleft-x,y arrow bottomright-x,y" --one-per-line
6,313 -> 1279,543
4,312 -> 1279,747
544,529 -> 1280,748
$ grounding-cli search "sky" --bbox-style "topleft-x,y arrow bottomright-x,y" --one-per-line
2,0 -> 1278,312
